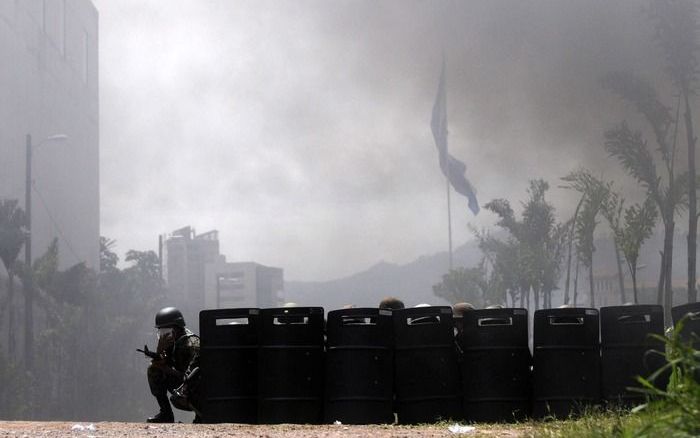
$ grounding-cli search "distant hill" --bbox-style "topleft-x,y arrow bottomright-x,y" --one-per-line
284,227 -> 693,312
284,241 -> 483,311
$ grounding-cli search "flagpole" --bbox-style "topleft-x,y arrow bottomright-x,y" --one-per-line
446,170 -> 453,271
443,59 -> 453,272
431,55 -> 478,275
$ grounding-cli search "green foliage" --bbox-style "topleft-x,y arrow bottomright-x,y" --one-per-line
562,169 -> 611,270
0,199 -> 27,361
0,236 -> 167,420
0,199 -> 27,273
602,67 -> 681,318
0,350 -> 29,419
616,197 -> 658,302
628,317 -> 700,437
432,261 -> 500,308
100,236 -> 119,274
33,238 -> 59,291
603,72 -> 673,160
531,408 -> 641,438
605,123 -> 662,200
480,179 -> 565,308
475,231 -> 521,305
618,198 -> 657,265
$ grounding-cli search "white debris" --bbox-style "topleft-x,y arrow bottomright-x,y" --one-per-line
71,423 -> 96,432
333,420 -> 342,425
448,423 -> 475,434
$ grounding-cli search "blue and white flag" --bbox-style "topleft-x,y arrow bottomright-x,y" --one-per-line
430,62 -> 479,215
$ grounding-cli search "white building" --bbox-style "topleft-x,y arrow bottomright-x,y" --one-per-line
0,0 -> 99,269
204,257 -> 284,309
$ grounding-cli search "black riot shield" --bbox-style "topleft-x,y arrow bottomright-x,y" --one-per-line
257,307 -> 325,424
393,306 -> 461,424
324,308 -> 394,424
533,308 -> 601,418
600,305 -> 666,406
458,308 -> 531,422
198,308 -> 260,423
672,302 -> 700,345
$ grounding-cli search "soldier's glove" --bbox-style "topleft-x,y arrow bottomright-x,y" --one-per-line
170,385 -> 193,412
150,357 -> 168,368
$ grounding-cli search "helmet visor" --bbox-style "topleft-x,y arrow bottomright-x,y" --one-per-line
157,327 -> 175,341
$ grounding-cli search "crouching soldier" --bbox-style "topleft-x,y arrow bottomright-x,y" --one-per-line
145,306 -> 201,423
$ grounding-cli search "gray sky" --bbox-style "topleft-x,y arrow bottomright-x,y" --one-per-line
95,0 -> 670,281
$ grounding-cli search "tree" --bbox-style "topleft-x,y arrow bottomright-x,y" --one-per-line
483,198 -> 531,307
562,169 -> 611,307
599,189 -> 627,304
0,199 -> 27,359
651,0 -> 700,303
100,237 -> 119,274
562,194 -> 585,305
616,198 -> 658,304
521,180 -> 566,309
603,72 -> 688,321
482,179 -> 564,309
124,250 -> 162,291
432,261 -> 494,308
474,230 -> 521,307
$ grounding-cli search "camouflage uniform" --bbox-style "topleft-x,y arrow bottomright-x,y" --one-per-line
147,328 -> 200,412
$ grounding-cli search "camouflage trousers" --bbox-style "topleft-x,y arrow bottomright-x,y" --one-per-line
147,363 -> 183,398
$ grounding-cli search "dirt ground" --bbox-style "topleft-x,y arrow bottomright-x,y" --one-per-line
0,421 -> 533,438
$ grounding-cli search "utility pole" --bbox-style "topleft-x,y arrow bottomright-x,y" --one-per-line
24,134 -> 34,371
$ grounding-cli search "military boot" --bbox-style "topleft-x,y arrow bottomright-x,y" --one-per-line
147,394 -> 174,423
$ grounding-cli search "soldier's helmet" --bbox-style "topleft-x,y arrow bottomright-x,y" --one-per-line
155,306 -> 186,328
379,296 -> 405,310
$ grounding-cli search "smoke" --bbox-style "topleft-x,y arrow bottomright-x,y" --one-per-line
96,0 -> 678,280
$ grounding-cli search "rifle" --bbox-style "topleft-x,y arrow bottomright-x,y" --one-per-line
136,344 -> 164,360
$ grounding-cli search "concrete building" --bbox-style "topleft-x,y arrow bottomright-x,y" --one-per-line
161,226 -> 284,327
161,227 -> 220,321
0,0 -> 99,270
204,257 -> 284,309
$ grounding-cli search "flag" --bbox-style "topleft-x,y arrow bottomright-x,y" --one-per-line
430,62 -> 479,215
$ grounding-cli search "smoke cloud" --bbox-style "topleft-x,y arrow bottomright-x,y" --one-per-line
96,0 -> 677,280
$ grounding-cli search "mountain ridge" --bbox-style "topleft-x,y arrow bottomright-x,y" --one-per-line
283,227 -> 693,311
284,240 -> 483,310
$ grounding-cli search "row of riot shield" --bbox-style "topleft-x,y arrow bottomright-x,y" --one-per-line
197,306 -> 462,424
197,303 -> 700,424
198,307 -> 325,424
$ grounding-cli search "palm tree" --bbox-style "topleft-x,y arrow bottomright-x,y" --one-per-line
562,195 -> 585,305
0,199 -> 27,359
600,188 -> 629,304
603,72 -> 687,321
562,169 -> 611,307
616,198 -> 658,304
474,229 -> 521,307
483,179 -> 564,310
651,0 -> 700,303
